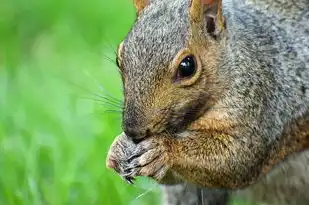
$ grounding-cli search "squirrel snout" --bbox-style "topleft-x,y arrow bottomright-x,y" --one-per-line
124,127 -> 149,144
123,106 -> 151,143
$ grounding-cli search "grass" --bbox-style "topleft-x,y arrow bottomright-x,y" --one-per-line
0,0 -> 160,204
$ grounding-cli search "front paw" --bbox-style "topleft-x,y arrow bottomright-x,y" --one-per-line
106,132 -> 138,183
122,136 -> 172,183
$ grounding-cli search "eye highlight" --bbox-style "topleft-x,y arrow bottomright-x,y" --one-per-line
176,55 -> 197,79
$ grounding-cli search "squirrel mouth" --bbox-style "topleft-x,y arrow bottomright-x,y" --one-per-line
165,100 -> 209,135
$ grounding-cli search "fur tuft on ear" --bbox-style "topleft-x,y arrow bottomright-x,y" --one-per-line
134,0 -> 148,13
189,0 -> 225,36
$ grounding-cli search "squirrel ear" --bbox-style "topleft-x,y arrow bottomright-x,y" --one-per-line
133,0 -> 148,13
189,0 -> 225,36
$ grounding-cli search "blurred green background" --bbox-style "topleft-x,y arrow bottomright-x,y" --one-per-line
0,0 -> 161,204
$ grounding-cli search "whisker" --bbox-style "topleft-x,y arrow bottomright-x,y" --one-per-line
65,79 -> 100,96
103,54 -> 118,66
65,79 -> 122,106
82,69 -> 123,104
64,91 -> 122,108
79,96 -> 123,109
96,101 -> 123,109
103,35 -> 118,56
93,94 -> 123,107
103,109 -> 123,114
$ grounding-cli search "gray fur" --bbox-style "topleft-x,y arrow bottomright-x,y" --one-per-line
234,150 -> 309,205
161,184 -> 228,205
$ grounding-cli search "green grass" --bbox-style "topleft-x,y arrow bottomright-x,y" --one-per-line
0,0 -> 160,204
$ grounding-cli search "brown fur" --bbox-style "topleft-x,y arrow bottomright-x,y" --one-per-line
133,0 -> 148,14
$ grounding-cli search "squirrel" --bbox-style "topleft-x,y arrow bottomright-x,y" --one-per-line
106,0 -> 309,204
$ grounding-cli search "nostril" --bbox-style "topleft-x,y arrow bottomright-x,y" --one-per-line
124,128 -> 138,139
125,130 -> 144,144
132,137 -> 144,144
145,129 -> 151,137
124,127 -> 147,144
130,129 -> 151,144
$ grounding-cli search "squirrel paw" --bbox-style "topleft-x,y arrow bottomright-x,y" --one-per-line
121,136 -> 171,182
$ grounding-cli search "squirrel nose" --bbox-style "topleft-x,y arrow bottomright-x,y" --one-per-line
124,127 -> 148,143
123,104 -> 151,142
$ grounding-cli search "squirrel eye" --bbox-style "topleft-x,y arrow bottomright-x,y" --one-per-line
177,55 -> 197,79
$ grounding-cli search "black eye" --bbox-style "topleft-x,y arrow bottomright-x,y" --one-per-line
177,55 -> 196,79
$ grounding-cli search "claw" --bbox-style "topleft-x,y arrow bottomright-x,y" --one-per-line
124,176 -> 135,184
122,168 -> 138,179
123,167 -> 133,174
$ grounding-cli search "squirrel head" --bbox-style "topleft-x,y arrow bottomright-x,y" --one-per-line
118,0 -> 226,141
